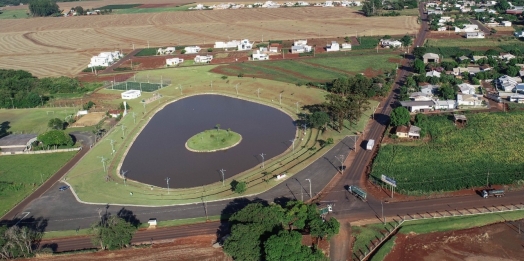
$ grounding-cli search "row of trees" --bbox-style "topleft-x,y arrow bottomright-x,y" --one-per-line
223,201 -> 339,261
0,69 -> 96,109
305,73 -> 394,131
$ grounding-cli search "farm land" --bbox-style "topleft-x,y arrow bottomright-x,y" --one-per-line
370,112 -> 524,195
0,7 -> 418,77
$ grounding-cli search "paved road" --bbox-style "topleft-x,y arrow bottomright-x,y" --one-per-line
469,18 -> 491,35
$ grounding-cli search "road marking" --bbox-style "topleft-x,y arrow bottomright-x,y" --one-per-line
14,212 -> 30,226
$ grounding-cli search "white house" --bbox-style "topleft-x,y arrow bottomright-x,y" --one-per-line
458,83 -> 478,94
291,45 -> 312,53
409,92 -> 432,101
420,84 -> 439,95
121,90 -> 141,100
497,75 -> 521,92
324,1 -> 334,6
400,101 -> 434,112
166,58 -> 184,66
434,100 -> 457,110
252,50 -> 269,60
499,53 -> 516,61
426,70 -> 441,78
341,43 -> 352,50
237,39 -> 253,50
184,46 -> 201,54
380,39 -> 402,48
326,41 -> 340,52
457,94 -> 483,106
515,31 -> 524,38
423,53 -> 440,63
466,32 -> 485,39
214,40 -> 239,49
294,40 -> 308,46
455,24 -> 479,32
501,21 -> 512,27
194,55 -> 213,63
88,51 -> 122,68
157,47 -> 176,55
269,45 -> 279,53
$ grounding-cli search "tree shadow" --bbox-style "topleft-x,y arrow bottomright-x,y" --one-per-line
117,208 -> 141,227
0,121 -> 12,139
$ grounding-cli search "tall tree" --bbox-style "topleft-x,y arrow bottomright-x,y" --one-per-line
390,107 -> 410,126
264,230 -> 326,261
90,215 -> 138,250
48,118 -> 64,130
308,111 -> 330,129
0,225 -> 41,259
28,0 -> 60,17
37,130 -> 73,147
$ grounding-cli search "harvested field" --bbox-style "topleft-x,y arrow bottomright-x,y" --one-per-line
71,112 -> 106,127
384,222 -> 524,261
0,8 -> 418,77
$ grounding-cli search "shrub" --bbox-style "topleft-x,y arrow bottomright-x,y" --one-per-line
230,180 -> 247,194
207,48 -> 213,52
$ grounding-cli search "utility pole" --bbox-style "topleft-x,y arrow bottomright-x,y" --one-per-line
290,139 -> 296,153
109,139 -> 115,155
335,154 -> 345,174
166,177 -> 170,194
220,169 -> 226,186
381,200 -> 385,224
486,171 -> 490,188
121,124 -> 126,137
305,178 -> 312,199
132,112 -> 136,124
260,153 -> 266,169
210,80 -> 213,90
235,84 -> 239,96
279,93 -> 282,105
98,156 -> 107,172
179,84 -> 183,95
40,173 -> 43,184
257,88 -> 261,98
202,186 -> 208,221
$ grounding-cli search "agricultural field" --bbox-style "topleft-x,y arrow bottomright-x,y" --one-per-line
0,7 -> 418,77
0,9 -> 28,19
212,53 -> 399,84
370,112 -> 524,194
0,152 -> 76,215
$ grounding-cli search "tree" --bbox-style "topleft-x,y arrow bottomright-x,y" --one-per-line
48,118 -> 64,130
413,59 -> 425,74
413,47 -> 427,59
400,35 -> 412,47
264,230 -> 326,261
28,0 -> 60,17
119,102 -> 130,110
390,107 -> 410,126
308,111 -> 330,129
310,217 -> 340,240
215,123 -> 220,131
74,6 -> 84,15
362,0 -> 382,16
439,84 -> 455,100
0,225 -> 41,259
83,100 -> 95,110
37,130 -> 73,147
230,180 -> 246,194
90,215 -> 138,250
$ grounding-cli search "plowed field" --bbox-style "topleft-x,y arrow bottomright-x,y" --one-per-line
0,8 -> 418,77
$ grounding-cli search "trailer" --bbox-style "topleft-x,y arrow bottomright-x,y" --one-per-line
482,189 -> 505,198
366,139 -> 375,150
348,185 -> 367,201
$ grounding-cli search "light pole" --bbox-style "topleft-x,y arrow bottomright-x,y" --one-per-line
40,173 -> 43,184
109,139 -> 115,155
220,169 -> 226,186
335,154 -> 345,174
235,84 -> 239,96
260,153 -> 266,169
179,84 -> 183,95
257,88 -> 261,98
372,105 -> 378,120
305,178 -> 312,199
290,139 -> 295,153
279,93 -> 282,105
122,170 -> 128,186
381,200 -> 385,224
121,124 -> 126,137
132,112 -> 136,124
98,156 -> 107,172
166,177 -> 170,194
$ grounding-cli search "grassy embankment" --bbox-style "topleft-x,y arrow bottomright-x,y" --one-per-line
65,63 -> 380,206
0,152 -> 76,216
371,112 -> 524,195
186,129 -> 241,151
354,210 -> 524,260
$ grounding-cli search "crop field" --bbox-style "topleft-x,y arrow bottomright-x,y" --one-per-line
212,53 -> 399,83
0,152 -> 76,215
370,112 -> 524,194
0,8 -> 418,77
0,9 -> 28,19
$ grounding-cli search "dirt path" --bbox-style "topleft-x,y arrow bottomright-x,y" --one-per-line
330,219 -> 351,261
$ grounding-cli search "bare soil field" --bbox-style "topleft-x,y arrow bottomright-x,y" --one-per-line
0,8 -> 418,77
71,112 -> 106,127
384,221 -> 524,261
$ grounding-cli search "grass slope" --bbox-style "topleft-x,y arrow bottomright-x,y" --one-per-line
186,129 -> 241,151
371,112 -> 524,194
0,152 -> 76,215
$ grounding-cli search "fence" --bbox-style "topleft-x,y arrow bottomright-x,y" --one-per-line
105,75 -> 172,92
354,203 -> 524,261
0,147 -> 81,156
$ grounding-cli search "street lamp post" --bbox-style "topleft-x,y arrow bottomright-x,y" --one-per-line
166,177 -> 170,194
40,173 -> 43,184
260,153 -> 266,169
335,155 -> 345,174
305,178 -> 312,199
290,139 -> 295,153
220,169 -> 226,186
381,201 -> 385,224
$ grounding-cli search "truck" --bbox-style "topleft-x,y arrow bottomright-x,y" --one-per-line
366,139 -> 375,150
481,189 -> 505,198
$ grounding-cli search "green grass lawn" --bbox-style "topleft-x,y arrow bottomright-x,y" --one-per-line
0,9 -> 29,19
213,53 -> 398,84
371,111 -> 524,194
186,129 -> 241,151
425,37 -> 523,48
0,107 -> 78,135
0,152 -> 76,215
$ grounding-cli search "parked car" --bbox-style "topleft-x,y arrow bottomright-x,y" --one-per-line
59,185 -> 70,191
